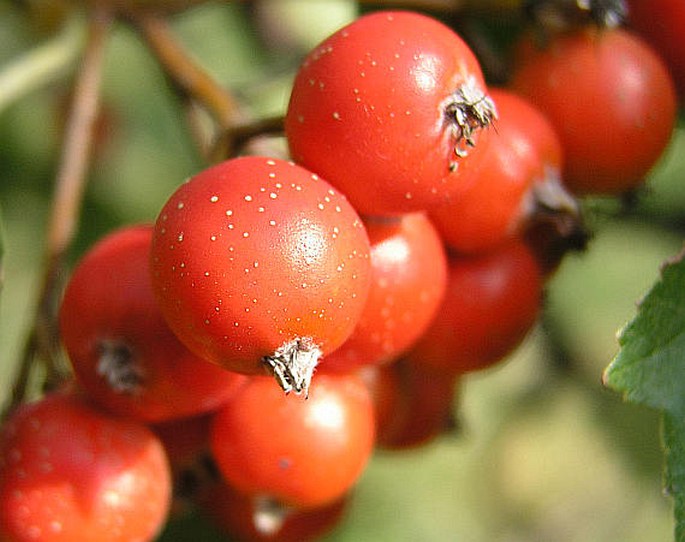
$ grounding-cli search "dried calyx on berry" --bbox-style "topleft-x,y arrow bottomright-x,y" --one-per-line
262,337 -> 322,397
444,75 -> 497,166
96,340 -> 145,395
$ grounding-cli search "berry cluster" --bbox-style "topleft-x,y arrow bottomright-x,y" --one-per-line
0,3 -> 680,541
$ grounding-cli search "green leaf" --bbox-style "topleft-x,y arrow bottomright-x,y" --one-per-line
604,247 -> 685,540
664,414 -> 685,542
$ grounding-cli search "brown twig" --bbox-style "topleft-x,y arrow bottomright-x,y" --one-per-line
3,4 -> 113,420
131,13 -> 288,161
359,0 -> 465,10
210,113 -> 285,162
132,13 -> 247,129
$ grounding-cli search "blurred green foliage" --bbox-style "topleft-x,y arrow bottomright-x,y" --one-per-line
0,1 -> 683,540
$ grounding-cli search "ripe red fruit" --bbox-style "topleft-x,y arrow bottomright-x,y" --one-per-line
430,87 -> 578,254
404,239 -> 543,375
627,0 -> 685,97
151,412 -> 218,516
322,213 -> 447,372
285,10 -> 497,216
361,360 -> 460,450
210,373 -> 375,509
150,156 -> 372,395
199,482 -> 348,542
511,27 -> 677,195
0,392 -> 171,542
151,413 -> 214,476
59,225 -> 246,423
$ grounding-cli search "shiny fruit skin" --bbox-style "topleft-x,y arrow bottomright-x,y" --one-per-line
322,213 -> 447,371
150,156 -> 371,394
405,239 -> 543,374
210,374 -> 375,509
627,0 -> 685,97
199,482 -> 348,542
286,10 -> 496,215
59,224 -> 245,423
0,392 -> 171,542
362,360 -> 460,450
511,27 -> 677,195
430,88 -> 565,253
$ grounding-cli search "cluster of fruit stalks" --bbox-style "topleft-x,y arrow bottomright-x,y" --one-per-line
0,0 -> 681,540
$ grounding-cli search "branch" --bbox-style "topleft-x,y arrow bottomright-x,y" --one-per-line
132,13 -> 247,129
210,113 -> 285,162
3,3 -> 113,419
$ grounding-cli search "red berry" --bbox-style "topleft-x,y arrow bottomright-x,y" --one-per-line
627,0 -> 685,97
362,360 -> 460,450
322,213 -> 447,372
404,239 -> 543,374
286,10 -> 496,215
150,156 -> 372,395
210,373 -> 375,509
59,224 -> 245,423
0,392 -> 171,542
511,27 -> 677,194
199,482 -> 348,542
430,87 -> 577,254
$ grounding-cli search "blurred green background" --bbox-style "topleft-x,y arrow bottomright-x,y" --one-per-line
0,1 -> 682,540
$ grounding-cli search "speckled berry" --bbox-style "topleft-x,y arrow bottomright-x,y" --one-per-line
285,10 -> 496,216
0,392 -> 171,542
150,156 -> 372,395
